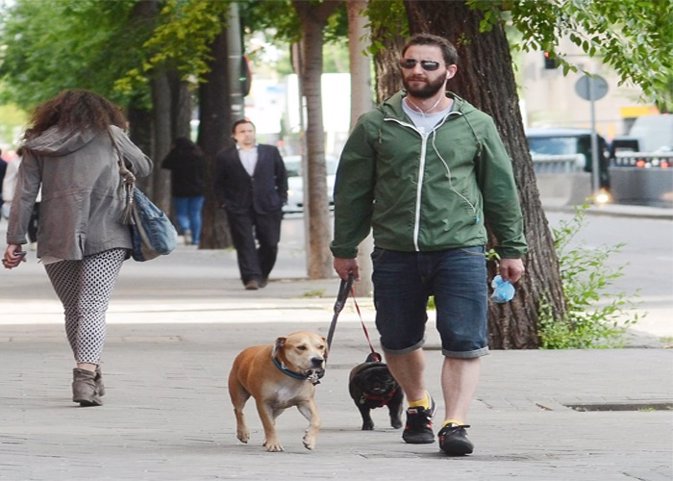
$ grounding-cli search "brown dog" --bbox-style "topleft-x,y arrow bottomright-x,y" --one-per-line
228,331 -> 328,452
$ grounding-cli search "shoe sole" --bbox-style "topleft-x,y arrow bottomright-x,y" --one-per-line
403,435 -> 435,444
440,443 -> 473,456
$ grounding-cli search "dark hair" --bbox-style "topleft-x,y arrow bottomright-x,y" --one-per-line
231,118 -> 255,134
173,136 -> 203,156
23,89 -> 127,140
402,33 -> 459,66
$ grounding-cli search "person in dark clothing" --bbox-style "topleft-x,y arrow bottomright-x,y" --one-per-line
162,137 -> 206,246
0,149 -> 7,215
214,119 -> 288,290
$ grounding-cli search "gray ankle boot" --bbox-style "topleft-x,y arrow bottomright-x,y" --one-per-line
72,368 -> 102,407
95,365 -> 105,397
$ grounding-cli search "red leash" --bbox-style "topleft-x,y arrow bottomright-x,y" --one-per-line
348,284 -> 378,358
326,274 -> 378,358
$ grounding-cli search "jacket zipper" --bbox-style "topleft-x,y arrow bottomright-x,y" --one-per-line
383,113 -> 461,251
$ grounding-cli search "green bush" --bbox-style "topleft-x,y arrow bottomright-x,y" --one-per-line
538,205 -> 643,349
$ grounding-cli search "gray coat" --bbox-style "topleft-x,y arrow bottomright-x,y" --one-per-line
7,125 -> 152,260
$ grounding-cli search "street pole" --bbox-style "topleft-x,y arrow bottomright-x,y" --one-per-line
589,76 -> 600,196
227,2 -> 244,121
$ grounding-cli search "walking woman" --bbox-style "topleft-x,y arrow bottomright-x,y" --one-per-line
2,89 -> 152,406
161,137 -> 206,246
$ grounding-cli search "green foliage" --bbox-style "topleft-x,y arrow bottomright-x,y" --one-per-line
240,0 -> 302,43
538,205 -> 643,349
0,102 -> 26,146
0,0 -> 142,109
322,39 -> 350,73
114,0 -> 230,96
365,0 -> 408,56
240,0 -> 346,45
468,0 -> 673,109
485,248 -> 501,263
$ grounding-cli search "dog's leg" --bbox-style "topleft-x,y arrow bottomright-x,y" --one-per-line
389,389 -> 404,429
256,399 -> 284,452
296,399 -> 320,450
228,377 -> 251,444
356,403 -> 375,430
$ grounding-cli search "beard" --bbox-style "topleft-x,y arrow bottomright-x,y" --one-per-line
402,73 -> 447,99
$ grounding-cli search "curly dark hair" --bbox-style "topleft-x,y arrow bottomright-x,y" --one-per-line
23,89 -> 127,140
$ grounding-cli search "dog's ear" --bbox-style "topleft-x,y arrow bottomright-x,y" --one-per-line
365,352 -> 382,363
272,336 -> 287,357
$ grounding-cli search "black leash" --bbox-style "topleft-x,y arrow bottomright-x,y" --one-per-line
326,273 -> 378,357
326,273 -> 353,350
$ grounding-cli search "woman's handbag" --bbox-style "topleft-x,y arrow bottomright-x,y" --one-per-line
126,187 -> 178,261
113,136 -> 178,262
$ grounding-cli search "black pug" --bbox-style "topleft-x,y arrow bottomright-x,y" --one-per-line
348,352 -> 404,430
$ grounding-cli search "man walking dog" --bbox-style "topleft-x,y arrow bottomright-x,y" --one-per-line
331,33 -> 527,455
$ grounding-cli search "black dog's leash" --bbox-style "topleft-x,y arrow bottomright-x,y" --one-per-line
326,273 -> 377,357
326,273 -> 353,350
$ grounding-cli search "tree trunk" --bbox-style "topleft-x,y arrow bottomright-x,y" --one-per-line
126,0 -> 158,194
169,72 -> 193,140
150,70 -> 173,212
347,0 -> 374,296
198,28 -> 234,249
372,21 -> 404,103
397,0 -> 567,348
293,0 -> 341,279
127,99 -> 154,192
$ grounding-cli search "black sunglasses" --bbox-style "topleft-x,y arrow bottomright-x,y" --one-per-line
399,58 -> 442,71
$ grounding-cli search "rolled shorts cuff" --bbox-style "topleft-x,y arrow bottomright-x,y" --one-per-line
441,346 -> 490,359
381,337 -> 425,355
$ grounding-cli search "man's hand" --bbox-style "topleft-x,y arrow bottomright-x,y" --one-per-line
499,258 -> 525,283
333,257 -> 359,281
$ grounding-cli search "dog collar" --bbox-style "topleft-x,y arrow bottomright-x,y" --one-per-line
359,388 -> 399,407
272,356 -> 321,385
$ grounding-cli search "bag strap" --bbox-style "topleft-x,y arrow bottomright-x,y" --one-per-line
108,128 -> 135,224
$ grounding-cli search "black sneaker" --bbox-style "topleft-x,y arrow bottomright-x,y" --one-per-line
402,396 -> 436,444
438,423 -> 474,455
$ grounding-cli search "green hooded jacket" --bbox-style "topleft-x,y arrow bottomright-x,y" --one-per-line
330,91 -> 527,259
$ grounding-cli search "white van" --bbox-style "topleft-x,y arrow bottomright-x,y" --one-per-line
628,114 -> 673,152
613,114 -> 673,153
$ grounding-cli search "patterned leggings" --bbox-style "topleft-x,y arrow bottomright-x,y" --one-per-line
45,249 -> 126,364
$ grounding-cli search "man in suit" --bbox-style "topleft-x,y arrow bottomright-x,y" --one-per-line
215,119 -> 288,290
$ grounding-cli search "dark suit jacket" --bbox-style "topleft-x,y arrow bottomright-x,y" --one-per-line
214,144 -> 288,214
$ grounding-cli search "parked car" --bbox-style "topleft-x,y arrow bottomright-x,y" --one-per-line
525,127 -> 611,189
282,154 -> 339,214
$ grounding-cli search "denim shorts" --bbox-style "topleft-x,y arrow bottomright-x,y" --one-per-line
371,246 -> 489,359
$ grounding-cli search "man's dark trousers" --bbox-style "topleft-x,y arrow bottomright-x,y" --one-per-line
227,208 -> 282,284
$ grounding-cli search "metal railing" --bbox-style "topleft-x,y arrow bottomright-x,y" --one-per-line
531,154 -> 585,174
612,151 -> 673,168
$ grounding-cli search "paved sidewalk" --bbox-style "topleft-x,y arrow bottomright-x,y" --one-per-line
0,206 -> 672,480
0,321 -> 671,481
